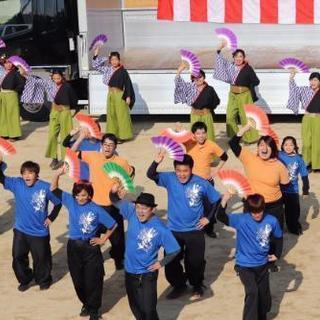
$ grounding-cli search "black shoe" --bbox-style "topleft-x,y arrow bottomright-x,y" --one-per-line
52,160 -> 64,170
49,159 -> 59,169
166,285 -> 188,300
115,260 -> 124,270
39,283 -> 51,290
80,306 -> 90,317
89,313 -> 101,320
269,265 -> 280,273
18,283 -> 30,292
206,230 -> 217,238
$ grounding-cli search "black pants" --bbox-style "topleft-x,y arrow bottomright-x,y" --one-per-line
283,193 -> 302,234
67,239 -> 105,314
101,205 -> 125,263
12,228 -> 52,287
265,198 -> 284,230
236,264 -> 271,320
165,230 -> 205,288
125,271 -> 159,320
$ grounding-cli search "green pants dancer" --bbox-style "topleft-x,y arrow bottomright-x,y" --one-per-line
45,104 -> 73,163
190,109 -> 215,141
107,90 -> 133,141
0,91 -> 22,139
226,91 -> 259,144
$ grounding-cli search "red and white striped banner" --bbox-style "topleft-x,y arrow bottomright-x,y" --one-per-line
157,0 -> 320,24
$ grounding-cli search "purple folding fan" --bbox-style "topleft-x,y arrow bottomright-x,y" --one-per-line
7,55 -> 31,73
151,136 -> 185,161
0,38 -> 6,48
278,57 -> 310,73
215,27 -> 238,52
89,34 -> 108,51
180,49 -> 201,77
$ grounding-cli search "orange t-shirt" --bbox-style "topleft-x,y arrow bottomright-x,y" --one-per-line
82,152 -> 133,206
185,139 -> 224,180
239,148 -> 289,203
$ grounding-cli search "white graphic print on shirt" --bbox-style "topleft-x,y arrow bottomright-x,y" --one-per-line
287,161 -> 299,182
256,224 -> 272,248
137,228 -> 158,253
32,189 -> 47,212
79,212 -> 96,234
185,183 -> 202,207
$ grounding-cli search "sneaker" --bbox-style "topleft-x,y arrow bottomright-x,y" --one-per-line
115,260 -> 124,270
205,230 -> 217,239
166,285 -> 188,300
89,313 -> 102,320
49,159 -> 59,169
80,306 -> 90,317
190,285 -> 206,301
18,283 -> 30,292
39,283 -> 51,290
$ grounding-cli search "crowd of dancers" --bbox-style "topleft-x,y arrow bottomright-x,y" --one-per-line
0,31 -> 319,320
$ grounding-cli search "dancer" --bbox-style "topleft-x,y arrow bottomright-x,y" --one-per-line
174,65 -> 220,141
287,71 -> 320,171
278,136 -> 309,235
51,166 -> 116,320
217,192 -> 283,320
110,186 -> 180,320
147,153 -> 221,299
72,133 -> 134,270
185,121 -> 228,237
92,47 -> 135,142
213,42 -> 260,143
0,57 -> 25,140
0,157 -> 61,291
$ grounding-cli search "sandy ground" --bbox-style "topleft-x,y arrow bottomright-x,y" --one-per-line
0,117 -> 319,320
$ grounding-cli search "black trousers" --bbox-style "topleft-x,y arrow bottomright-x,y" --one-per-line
283,193 -> 302,234
12,228 -> 52,287
100,205 -> 125,263
265,198 -> 285,230
67,239 -> 105,314
125,271 -> 159,320
165,230 -> 205,288
236,264 -> 271,320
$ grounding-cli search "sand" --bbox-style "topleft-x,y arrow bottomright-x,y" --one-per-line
0,118 -> 319,320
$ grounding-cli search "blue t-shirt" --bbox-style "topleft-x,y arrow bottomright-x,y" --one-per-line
278,151 -> 308,194
228,213 -> 282,267
118,200 -> 180,274
157,173 -> 220,231
69,138 -> 101,152
61,192 -> 116,240
4,178 -> 60,237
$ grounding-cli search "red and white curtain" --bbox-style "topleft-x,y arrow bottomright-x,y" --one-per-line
157,0 -> 320,24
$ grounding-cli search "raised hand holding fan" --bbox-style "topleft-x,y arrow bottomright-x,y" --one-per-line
151,136 -> 185,161
0,38 -> 6,48
279,57 -> 310,73
64,148 -> 81,182
218,170 -> 253,196
179,49 -> 201,77
0,138 -> 16,156
102,162 -> 135,193
7,55 -> 31,73
215,28 -> 238,52
74,113 -> 102,139
244,104 -> 270,134
89,34 -> 108,51
160,128 -> 193,144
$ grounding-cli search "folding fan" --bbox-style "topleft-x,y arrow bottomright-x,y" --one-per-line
102,162 -> 135,193
7,55 -> 31,73
64,148 -> 81,182
0,137 -> 16,156
265,127 -> 280,147
151,136 -> 185,161
160,128 -> 193,144
74,113 -> 102,139
278,57 -> 310,73
244,104 -> 270,134
218,170 -> 253,196
215,27 -> 238,52
0,38 -> 5,48
89,34 -> 108,51
180,49 -> 201,77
